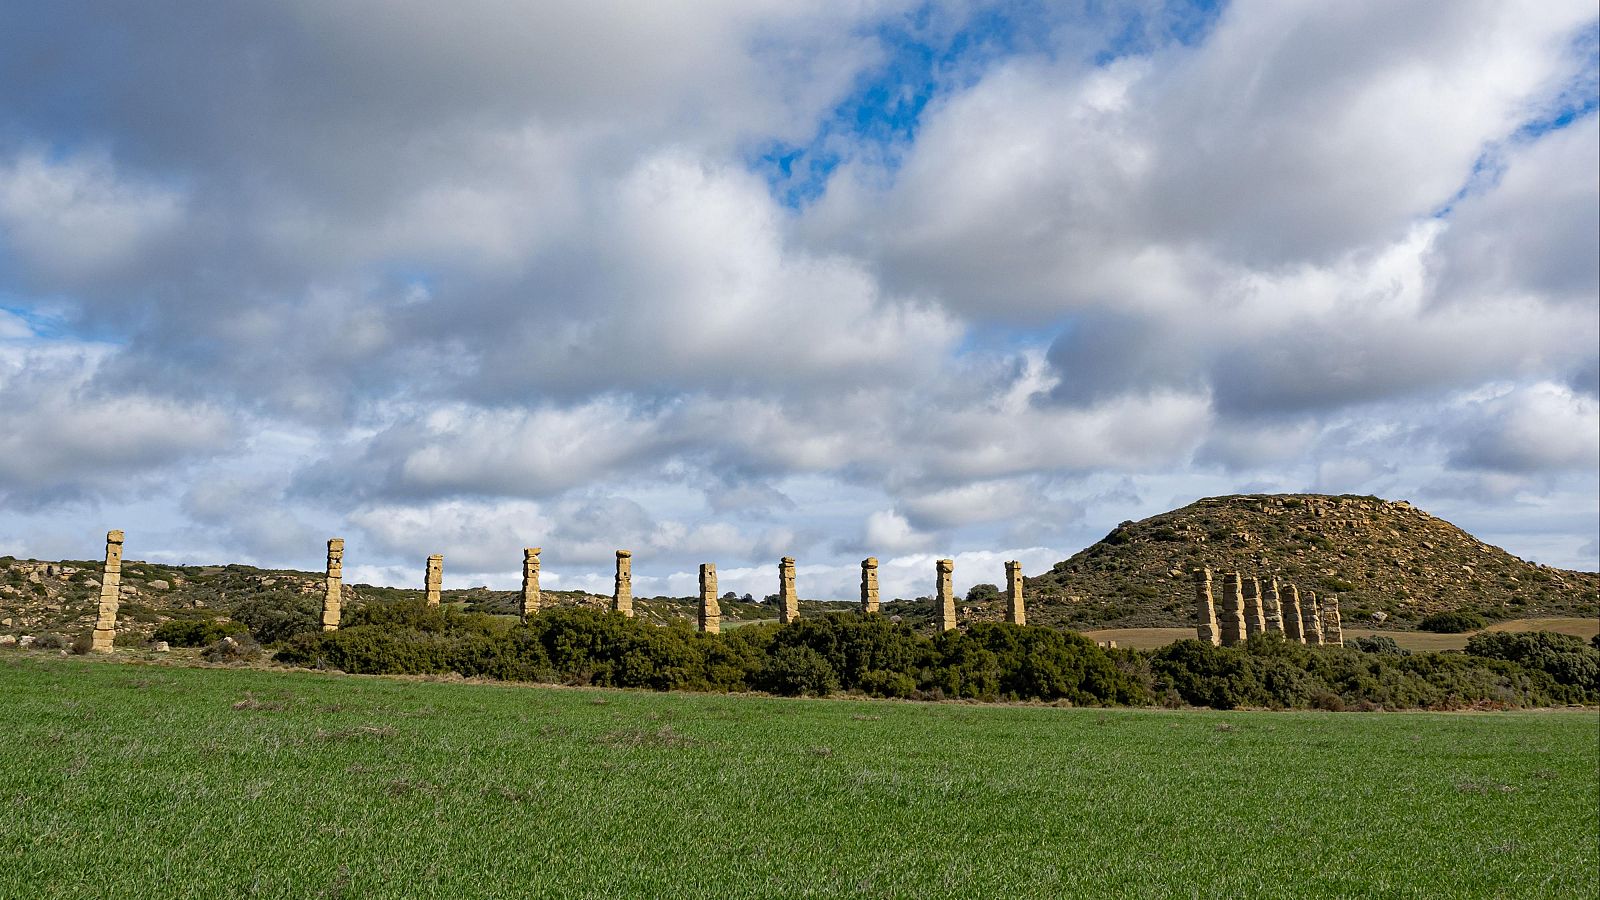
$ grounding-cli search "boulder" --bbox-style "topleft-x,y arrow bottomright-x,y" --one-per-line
18,635 -> 35,648
0,635 -> 15,647
152,641 -> 170,652
146,579 -> 171,591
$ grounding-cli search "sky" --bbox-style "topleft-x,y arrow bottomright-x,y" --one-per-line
1,1 -> 1596,601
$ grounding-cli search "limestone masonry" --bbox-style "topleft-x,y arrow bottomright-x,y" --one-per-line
1282,584 -> 1306,643
698,563 -> 720,634
424,554 -> 443,607
1243,576 -> 1265,637
322,538 -> 343,631
1005,560 -> 1026,626
1193,568 -> 1220,646
860,557 -> 880,614
1302,590 -> 1325,646
521,548 -> 541,621
91,530 -> 123,652
936,559 -> 956,631
1263,577 -> 1284,633
1321,595 -> 1344,646
1218,572 -> 1246,646
613,550 -> 633,617
777,557 -> 799,624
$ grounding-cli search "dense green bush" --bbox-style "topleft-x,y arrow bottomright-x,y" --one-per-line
1418,611 -> 1486,633
153,618 -> 251,648
267,600 -> 1597,710
1348,635 -> 1407,655
227,591 -> 322,644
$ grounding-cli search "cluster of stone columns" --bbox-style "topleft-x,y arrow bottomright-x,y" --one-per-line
90,530 -> 123,652
1193,568 -> 1343,646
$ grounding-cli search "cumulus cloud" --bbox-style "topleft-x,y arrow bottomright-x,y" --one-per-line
0,2 -> 1594,578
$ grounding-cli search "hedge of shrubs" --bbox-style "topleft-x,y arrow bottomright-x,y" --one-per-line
267,601 -> 1600,710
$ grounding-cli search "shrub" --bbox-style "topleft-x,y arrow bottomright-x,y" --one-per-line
229,592 -> 321,645
1418,611 -> 1485,634
754,645 -> 839,697
1349,635 -> 1407,655
1465,631 -> 1600,702
859,669 -> 916,699
153,618 -> 250,648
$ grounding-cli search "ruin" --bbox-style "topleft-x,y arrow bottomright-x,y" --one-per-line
424,554 -> 443,606
1263,577 -> 1284,633
698,563 -> 720,634
860,557 -> 879,614
1321,595 -> 1344,646
936,559 -> 956,631
321,538 -> 343,632
1218,572 -> 1247,646
90,530 -> 123,652
1004,560 -> 1026,626
1282,584 -> 1306,643
1193,568 -> 1220,645
777,557 -> 799,624
613,550 -> 633,617
521,548 -> 541,621
1302,590 -> 1325,646
1242,576 -> 1265,637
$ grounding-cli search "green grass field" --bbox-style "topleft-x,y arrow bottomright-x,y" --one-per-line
1,654 -> 1595,899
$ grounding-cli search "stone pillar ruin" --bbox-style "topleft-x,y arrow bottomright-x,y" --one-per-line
1193,568 -> 1220,646
860,557 -> 880,615
321,538 -> 344,632
777,557 -> 799,624
1218,572 -> 1247,646
1282,584 -> 1305,643
936,559 -> 956,632
613,551 -> 633,617
424,554 -> 443,607
1302,590 -> 1325,646
91,530 -> 124,652
1243,576 -> 1265,637
1321,595 -> 1344,646
521,548 -> 541,621
698,563 -> 720,635
1263,577 -> 1284,633
1004,560 -> 1026,626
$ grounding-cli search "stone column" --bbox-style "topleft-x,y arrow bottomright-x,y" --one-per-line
1218,572 -> 1247,646
1321,595 -> 1344,646
1282,584 -> 1305,643
321,538 -> 344,632
698,564 -> 720,634
1263,577 -> 1284,633
424,554 -> 443,607
1302,590 -> 1325,646
613,550 -> 633,617
777,557 -> 799,624
91,530 -> 124,652
1004,560 -> 1026,626
860,557 -> 880,615
1243,576 -> 1265,637
1193,568 -> 1220,646
521,548 -> 541,621
936,559 -> 956,632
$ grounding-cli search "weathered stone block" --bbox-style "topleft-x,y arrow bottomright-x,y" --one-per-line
613,550 -> 633,617
1243,576 -> 1265,637
521,547 -> 542,621
425,554 -> 443,607
1218,572 -> 1246,646
322,538 -> 344,632
1282,584 -> 1306,643
777,557 -> 799,624
860,558 -> 879,615
1004,560 -> 1026,626
1263,577 -> 1284,633
1193,568 -> 1220,646
936,559 -> 956,632
1321,595 -> 1344,646
698,564 -> 720,634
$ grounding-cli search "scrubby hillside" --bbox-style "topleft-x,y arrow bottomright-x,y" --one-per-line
0,557 -> 768,645
1024,494 -> 1599,631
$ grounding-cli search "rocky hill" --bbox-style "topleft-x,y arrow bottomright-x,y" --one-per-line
1021,494 -> 1599,630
